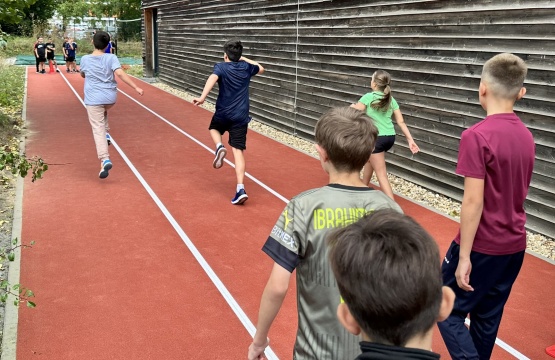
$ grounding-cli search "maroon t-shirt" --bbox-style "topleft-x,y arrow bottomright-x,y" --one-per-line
454,113 -> 535,255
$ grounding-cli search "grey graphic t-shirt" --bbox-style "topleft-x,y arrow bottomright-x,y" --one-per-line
262,184 -> 403,360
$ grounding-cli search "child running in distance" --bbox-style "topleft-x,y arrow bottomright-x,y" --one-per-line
80,30 -> 144,179
352,70 -> 419,200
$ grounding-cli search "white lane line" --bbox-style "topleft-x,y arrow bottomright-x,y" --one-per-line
60,73 -> 279,360
64,74 -> 529,360
118,86 -> 535,360
464,318 -> 529,359
117,89 -> 290,204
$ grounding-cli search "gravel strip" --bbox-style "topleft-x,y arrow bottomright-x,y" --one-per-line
150,80 -> 555,261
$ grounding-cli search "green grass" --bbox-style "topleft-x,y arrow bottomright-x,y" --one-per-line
125,65 -> 143,78
0,57 -> 25,143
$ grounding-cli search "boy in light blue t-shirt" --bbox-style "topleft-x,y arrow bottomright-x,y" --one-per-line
80,31 -> 144,179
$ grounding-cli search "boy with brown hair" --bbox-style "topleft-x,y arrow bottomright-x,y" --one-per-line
247,107 -> 402,360
328,209 -> 455,359
437,53 -> 535,359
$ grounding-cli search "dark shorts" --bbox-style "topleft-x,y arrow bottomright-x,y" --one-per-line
37,56 -> 46,62
209,115 -> 249,150
46,54 -> 55,60
373,135 -> 396,154
66,56 -> 75,62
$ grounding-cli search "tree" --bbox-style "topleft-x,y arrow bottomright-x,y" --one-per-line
0,0 -> 58,36
0,0 -> 37,24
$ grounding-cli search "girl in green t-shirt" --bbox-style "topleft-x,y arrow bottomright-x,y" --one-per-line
352,70 -> 419,200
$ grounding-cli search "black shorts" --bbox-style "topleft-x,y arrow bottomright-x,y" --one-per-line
46,54 -> 55,60
37,56 -> 46,62
373,135 -> 395,154
209,115 -> 249,150
66,56 -> 75,62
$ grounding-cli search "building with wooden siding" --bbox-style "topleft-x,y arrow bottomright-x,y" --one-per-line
141,0 -> 555,238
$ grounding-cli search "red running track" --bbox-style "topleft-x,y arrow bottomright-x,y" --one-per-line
16,67 -> 554,359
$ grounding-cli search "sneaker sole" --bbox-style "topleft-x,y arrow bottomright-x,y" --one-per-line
231,194 -> 248,205
99,162 -> 113,179
213,148 -> 227,169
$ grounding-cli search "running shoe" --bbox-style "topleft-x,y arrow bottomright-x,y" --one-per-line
99,159 -> 112,179
213,144 -> 227,169
231,189 -> 248,205
106,133 -> 112,146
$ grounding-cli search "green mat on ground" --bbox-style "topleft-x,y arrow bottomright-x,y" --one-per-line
14,55 -> 142,65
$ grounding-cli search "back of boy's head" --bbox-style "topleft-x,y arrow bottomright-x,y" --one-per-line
481,53 -> 527,100
328,209 -> 443,346
315,107 -> 378,173
93,31 -> 110,51
224,39 -> 243,62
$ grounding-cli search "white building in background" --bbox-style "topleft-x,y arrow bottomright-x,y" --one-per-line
49,13 -> 117,39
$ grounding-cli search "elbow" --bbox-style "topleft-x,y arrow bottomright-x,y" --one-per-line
258,67 -> 265,75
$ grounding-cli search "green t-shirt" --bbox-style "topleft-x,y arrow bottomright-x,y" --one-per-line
262,184 -> 403,360
359,91 -> 399,136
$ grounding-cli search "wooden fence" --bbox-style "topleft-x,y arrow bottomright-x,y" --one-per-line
141,0 -> 555,237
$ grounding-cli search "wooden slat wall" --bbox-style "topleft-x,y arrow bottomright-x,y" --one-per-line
141,0 -> 555,237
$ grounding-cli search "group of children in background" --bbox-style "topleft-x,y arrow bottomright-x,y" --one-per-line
78,34 -> 535,359
33,33 -> 115,75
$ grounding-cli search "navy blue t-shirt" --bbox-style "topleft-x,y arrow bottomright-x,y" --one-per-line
213,61 -> 259,125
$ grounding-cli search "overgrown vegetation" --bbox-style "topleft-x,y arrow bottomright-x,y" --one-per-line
0,54 -> 43,310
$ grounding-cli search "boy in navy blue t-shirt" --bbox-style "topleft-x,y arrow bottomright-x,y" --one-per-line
193,39 -> 265,205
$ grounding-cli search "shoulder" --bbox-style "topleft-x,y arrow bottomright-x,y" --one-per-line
292,187 -> 326,202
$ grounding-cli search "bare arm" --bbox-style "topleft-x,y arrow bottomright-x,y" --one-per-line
393,109 -> 419,154
192,74 -> 219,105
240,56 -> 265,75
456,177 -> 484,292
248,263 -> 291,360
351,102 -> 367,111
114,68 -> 144,95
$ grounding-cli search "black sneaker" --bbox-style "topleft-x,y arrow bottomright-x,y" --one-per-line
66,69 -> 70,73
41,69 -> 45,74
56,69 -> 60,73
213,145 -> 227,169
231,189 -> 248,205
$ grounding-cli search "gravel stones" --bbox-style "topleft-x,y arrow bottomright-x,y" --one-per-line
150,81 -> 554,261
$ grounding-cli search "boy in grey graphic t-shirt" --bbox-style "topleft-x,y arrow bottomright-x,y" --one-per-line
248,107 -> 402,360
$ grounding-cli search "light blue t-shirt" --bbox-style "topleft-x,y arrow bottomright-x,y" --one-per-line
80,54 -> 121,106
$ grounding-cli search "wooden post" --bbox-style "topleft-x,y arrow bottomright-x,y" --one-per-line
144,9 -> 154,78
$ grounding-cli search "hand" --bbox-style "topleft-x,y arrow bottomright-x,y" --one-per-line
135,87 -> 144,96
248,338 -> 269,360
455,257 -> 474,292
408,140 -> 420,154
192,97 -> 204,106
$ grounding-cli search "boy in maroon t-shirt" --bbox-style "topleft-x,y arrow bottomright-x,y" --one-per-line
437,53 -> 535,360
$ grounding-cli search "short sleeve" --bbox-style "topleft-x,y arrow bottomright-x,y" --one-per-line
358,93 -> 373,106
79,56 -> 87,73
456,129 -> 488,179
262,199 -> 306,273
110,55 -> 121,72
249,63 -> 260,76
390,96 -> 400,111
213,63 -> 223,77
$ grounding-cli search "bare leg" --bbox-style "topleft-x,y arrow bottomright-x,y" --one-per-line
362,160 -> 374,186
232,147 -> 245,185
209,129 -> 223,147
369,152 -> 394,200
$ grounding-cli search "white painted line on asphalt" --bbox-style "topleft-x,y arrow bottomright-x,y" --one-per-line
117,86 -> 534,360
60,73 -> 279,360
464,318 -> 529,359
117,89 -> 290,204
